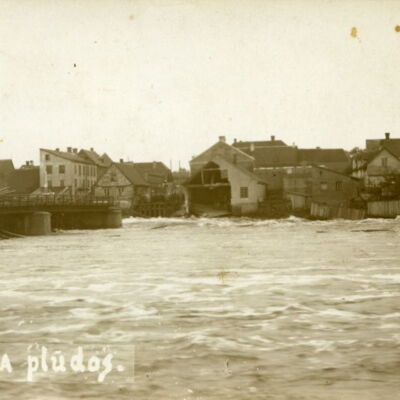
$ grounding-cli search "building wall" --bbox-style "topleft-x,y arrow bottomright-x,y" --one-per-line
365,149 -> 400,187
95,164 -> 134,198
213,156 -> 265,214
253,168 -> 286,191
283,166 -> 359,207
310,167 -> 359,205
94,164 -> 151,209
282,166 -> 312,194
40,150 -> 97,194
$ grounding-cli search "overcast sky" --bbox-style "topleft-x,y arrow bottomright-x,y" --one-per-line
1,0 -> 399,169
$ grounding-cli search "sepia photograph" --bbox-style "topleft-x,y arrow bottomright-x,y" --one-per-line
1,0 -> 400,399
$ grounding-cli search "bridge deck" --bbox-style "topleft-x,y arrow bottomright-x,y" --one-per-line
0,194 -> 116,214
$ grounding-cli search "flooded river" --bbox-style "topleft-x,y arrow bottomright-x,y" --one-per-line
0,217 -> 399,399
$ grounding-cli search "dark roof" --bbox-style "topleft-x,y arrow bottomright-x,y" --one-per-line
7,167 -> 40,194
133,162 -> 170,174
41,149 -> 92,165
0,159 -> 15,178
298,149 -> 349,164
191,141 -> 255,164
100,153 -> 113,165
133,162 -> 172,183
366,137 -> 400,151
233,140 -> 287,149
79,149 -> 112,167
312,165 -> 360,181
352,149 -> 380,162
115,163 -> 149,186
382,142 -> 400,159
250,146 -> 298,167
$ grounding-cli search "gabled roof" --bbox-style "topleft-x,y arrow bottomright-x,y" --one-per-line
298,148 -> 349,164
132,162 -> 172,183
40,149 -> 93,165
100,153 -> 113,165
250,146 -> 298,167
352,149 -> 380,162
233,139 -> 287,149
191,141 -> 255,164
133,162 -> 170,174
311,165 -> 360,181
0,159 -> 15,177
7,167 -> 40,194
115,163 -> 149,186
185,154 -> 269,186
366,137 -> 400,151
382,142 -> 400,159
79,149 -> 112,167
215,155 -> 269,184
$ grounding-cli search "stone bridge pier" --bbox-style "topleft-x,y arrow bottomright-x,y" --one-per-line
0,212 -> 52,236
0,208 -> 122,236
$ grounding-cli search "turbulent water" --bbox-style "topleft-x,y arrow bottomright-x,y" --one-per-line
0,217 -> 400,399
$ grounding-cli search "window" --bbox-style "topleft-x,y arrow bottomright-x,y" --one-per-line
240,187 -> 248,198
104,188 -> 110,196
74,179 -> 77,187
59,165 -> 65,174
381,157 -> 388,167
46,165 -> 52,174
320,181 -> 328,191
60,180 -> 65,187
47,180 -> 52,188
118,187 -> 124,196
74,164 -> 77,174
45,154 -> 50,161
335,181 -> 343,191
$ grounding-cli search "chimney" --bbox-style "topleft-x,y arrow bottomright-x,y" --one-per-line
119,158 -> 123,163
25,161 -> 29,166
153,161 -> 157,169
233,138 -> 237,144
271,135 -> 275,141
30,160 -> 33,165
55,148 -> 60,152
218,136 -> 226,143
250,143 -> 255,152
73,148 -> 78,153
385,132 -> 391,140
90,147 -> 94,151
67,147 -> 72,152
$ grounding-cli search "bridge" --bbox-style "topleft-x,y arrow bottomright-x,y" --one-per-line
0,194 -> 122,236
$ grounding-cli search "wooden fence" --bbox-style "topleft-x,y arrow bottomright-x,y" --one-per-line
367,199 -> 400,218
310,202 -> 366,220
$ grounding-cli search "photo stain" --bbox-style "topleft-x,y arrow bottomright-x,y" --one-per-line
73,63 -> 77,68
217,269 -> 229,284
129,14 -> 134,20
395,25 -> 400,32
350,27 -> 358,39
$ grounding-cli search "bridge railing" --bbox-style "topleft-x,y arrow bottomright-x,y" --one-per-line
0,194 -> 116,208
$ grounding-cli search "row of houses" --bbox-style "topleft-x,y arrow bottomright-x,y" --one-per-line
2,132 -> 400,218
0,147 -> 180,216
183,136 -> 361,217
